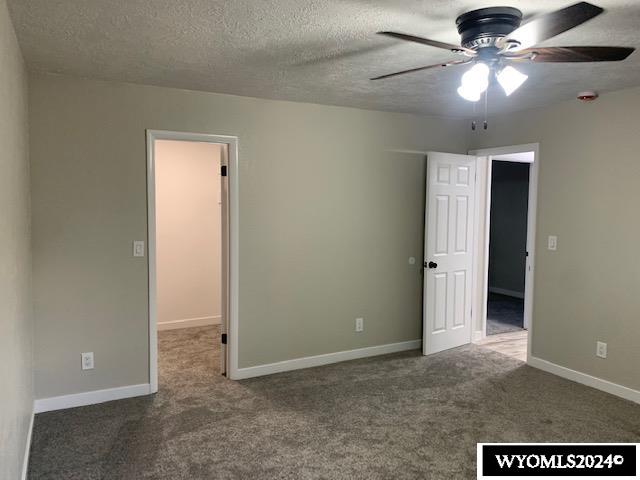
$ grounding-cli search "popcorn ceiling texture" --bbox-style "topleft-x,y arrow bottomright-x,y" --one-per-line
8,0 -> 640,117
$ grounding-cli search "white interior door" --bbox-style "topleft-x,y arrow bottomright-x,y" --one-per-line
423,152 -> 477,355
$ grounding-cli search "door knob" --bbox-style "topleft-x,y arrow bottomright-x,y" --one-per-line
424,261 -> 438,269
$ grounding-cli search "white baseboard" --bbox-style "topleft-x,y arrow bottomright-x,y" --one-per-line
157,315 -> 221,331
21,406 -> 34,480
489,287 -> 524,299
233,339 -> 422,380
34,383 -> 151,413
528,356 -> 640,405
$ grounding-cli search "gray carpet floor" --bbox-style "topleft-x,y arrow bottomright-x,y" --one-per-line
487,292 -> 525,335
28,326 -> 640,479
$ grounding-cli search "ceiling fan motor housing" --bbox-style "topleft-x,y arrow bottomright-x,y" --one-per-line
455,7 -> 523,50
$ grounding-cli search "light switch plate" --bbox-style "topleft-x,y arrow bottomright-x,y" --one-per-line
547,235 -> 557,251
355,317 -> 364,332
596,341 -> 607,359
133,240 -> 145,257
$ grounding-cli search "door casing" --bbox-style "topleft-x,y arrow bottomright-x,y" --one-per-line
469,143 -> 539,363
146,129 -> 240,391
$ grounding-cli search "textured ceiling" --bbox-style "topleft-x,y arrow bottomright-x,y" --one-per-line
8,0 -> 640,117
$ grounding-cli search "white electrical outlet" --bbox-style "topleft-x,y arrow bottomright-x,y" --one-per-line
596,341 -> 607,359
355,317 -> 364,332
547,235 -> 558,251
81,352 -> 94,370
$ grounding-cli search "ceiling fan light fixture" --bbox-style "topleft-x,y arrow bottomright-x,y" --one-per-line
457,62 -> 489,102
461,62 -> 490,91
496,65 -> 528,96
374,3 -> 634,110
457,84 -> 482,102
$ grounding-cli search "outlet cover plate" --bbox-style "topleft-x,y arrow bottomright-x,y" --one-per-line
81,352 -> 94,370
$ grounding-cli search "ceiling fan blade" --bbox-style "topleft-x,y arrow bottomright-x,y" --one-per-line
371,59 -> 471,80
377,31 -> 475,55
499,2 -> 604,51
508,46 -> 635,62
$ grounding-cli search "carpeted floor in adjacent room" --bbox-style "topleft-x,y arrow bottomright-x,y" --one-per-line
487,292 -> 525,335
28,326 -> 640,479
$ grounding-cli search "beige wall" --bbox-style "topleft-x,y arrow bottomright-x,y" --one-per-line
156,140 -> 221,328
26,70 -> 640,401
0,0 -> 32,478
469,86 -> 640,391
29,72 -> 469,397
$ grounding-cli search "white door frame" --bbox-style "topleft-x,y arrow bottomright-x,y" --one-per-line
469,143 -> 539,363
146,129 -> 240,392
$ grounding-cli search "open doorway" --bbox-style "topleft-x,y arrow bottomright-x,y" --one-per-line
147,130 -> 239,392
155,140 -> 223,332
155,139 -> 224,393
486,157 -> 530,336
470,145 -> 538,363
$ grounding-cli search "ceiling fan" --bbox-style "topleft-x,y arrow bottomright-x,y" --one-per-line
371,2 -> 635,103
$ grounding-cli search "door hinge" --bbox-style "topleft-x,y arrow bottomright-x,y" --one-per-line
221,333 -> 227,344
221,165 -> 228,177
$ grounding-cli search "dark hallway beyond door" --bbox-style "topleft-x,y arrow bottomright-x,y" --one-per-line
486,160 -> 530,337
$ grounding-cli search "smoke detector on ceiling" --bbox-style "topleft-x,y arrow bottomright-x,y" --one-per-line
577,91 -> 599,102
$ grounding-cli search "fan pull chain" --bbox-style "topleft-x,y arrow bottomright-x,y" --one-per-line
483,88 -> 489,130
471,95 -> 477,130
470,88 -> 490,131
